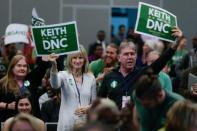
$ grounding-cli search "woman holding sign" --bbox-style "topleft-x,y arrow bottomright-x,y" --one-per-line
49,45 -> 96,131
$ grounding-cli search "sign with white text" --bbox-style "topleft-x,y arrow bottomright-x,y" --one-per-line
135,2 -> 177,42
31,21 -> 79,56
4,24 -> 29,45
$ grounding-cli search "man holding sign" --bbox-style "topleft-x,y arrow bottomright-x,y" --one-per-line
130,2 -> 185,131
99,26 -> 183,109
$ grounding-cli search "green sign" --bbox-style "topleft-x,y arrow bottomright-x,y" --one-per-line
135,2 -> 177,42
31,21 -> 79,56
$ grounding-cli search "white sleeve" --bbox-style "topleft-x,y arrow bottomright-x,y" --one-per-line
91,75 -> 97,102
50,71 -> 62,89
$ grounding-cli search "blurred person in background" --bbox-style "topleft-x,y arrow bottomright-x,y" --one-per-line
88,30 -> 107,57
176,35 -> 197,75
166,36 -> 188,91
142,40 -> 164,65
113,24 -> 127,46
74,121 -> 112,131
6,113 -> 44,131
41,88 -> 60,122
133,68 -> 184,131
178,65 -> 197,102
159,100 -> 197,131
87,98 -> 121,131
146,51 -> 172,92
88,43 -> 103,63
3,93 -> 45,131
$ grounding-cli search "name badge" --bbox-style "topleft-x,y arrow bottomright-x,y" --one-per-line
122,96 -> 130,108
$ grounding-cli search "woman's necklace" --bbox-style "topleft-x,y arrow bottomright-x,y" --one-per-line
74,75 -> 83,85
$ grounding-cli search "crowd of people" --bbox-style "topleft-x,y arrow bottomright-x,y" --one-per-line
0,23 -> 197,131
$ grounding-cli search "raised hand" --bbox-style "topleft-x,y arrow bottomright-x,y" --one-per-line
48,53 -> 59,72
171,27 -> 183,38
48,53 -> 59,63
171,27 -> 183,49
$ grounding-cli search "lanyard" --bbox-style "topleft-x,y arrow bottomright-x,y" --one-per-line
72,74 -> 83,106
19,83 -> 29,95
121,68 -> 138,96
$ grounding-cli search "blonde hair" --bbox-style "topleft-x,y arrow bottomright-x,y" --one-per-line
0,55 -> 30,96
166,100 -> 197,131
9,113 -> 40,131
65,45 -> 89,74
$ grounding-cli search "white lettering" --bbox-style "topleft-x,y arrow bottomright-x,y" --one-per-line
154,21 -> 163,32
163,24 -> 170,33
60,27 -> 67,34
165,15 -> 171,22
41,29 -> 46,36
146,19 -> 170,33
43,38 -> 68,50
43,40 -> 51,50
51,39 -> 60,49
154,9 -> 160,18
148,8 -> 154,16
146,19 -> 155,29
148,8 -> 171,22
41,27 -> 67,37
53,28 -> 60,35
60,38 -> 68,47
47,29 -> 53,36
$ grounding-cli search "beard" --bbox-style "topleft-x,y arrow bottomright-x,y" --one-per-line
104,57 -> 116,67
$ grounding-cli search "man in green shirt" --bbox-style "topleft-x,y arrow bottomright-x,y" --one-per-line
133,69 -> 184,131
89,44 -> 118,79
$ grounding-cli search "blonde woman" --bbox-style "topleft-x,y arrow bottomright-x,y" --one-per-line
49,45 -> 97,131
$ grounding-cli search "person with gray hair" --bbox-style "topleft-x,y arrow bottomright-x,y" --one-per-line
98,27 -> 183,109
98,41 -> 137,109
142,40 -> 164,65
146,50 -> 172,92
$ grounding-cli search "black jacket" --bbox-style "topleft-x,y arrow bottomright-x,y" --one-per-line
98,48 -> 175,109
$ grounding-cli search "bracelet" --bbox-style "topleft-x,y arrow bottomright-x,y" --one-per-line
5,103 -> 8,109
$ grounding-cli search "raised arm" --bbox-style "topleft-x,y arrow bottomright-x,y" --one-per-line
150,27 -> 183,74
48,54 -> 61,89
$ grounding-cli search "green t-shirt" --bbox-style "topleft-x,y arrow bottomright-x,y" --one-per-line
89,58 -> 105,77
159,71 -> 172,92
133,91 -> 184,131
167,49 -> 188,67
